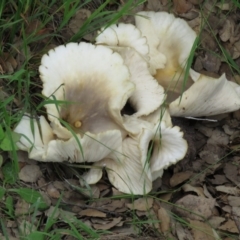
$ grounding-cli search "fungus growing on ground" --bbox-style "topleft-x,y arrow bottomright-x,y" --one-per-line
96,23 -> 165,116
135,10 -> 196,93
169,73 -> 240,117
39,42 -> 135,138
14,115 -> 124,163
135,11 -> 240,117
14,19 -> 191,194
82,114 -> 187,194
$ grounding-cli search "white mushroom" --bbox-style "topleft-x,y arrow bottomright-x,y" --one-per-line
82,115 -> 187,194
14,114 -> 123,163
135,11 -> 196,93
39,42 -> 135,139
14,115 -> 55,161
135,11 -> 240,117
150,121 -> 188,180
82,124 -> 153,194
96,24 -> 165,116
97,23 -> 149,61
169,73 -> 240,117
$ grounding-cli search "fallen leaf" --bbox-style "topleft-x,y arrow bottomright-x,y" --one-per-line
59,209 -> 76,222
18,164 -> 42,183
18,219 -> 37,236
219,19 -> 235,42
173,0 -> 193,14
45,206 -> 60,219
201,52 -> 221,73
126,198 -> 153,211
199,143 -> 226,164
228,196 -> 240,207
103,200 -> 124,211
15,199 -> 31,216
208,174 -> 229,185
174,195 -> 215,220
208,216 -> 225,228
219,219 -> 239,233
170,171 -> 193,187
183,184 -> 205,197
158,207 -> 171,234
175,221 -> 194,240
216,186 -> 240,196
69,9 -> 94,41
79,209 -> 106,218
232,207 -> 240,233
232,206 -> 240,217
92,217 -> 122,230
0,52 -> 17,74
46,183 -> 61,198
207,129 -> 229,146
189,220 -> 216,239
224,162 -> 240,186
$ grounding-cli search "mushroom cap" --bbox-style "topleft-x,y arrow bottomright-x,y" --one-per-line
14,114 -> 124,163
84,127 -> 153,194
14,115 -> 54,161
39,42 -> 135,138
169,73 -> 240,117
45,130 -> 123,162
135,11 -> 196,91
141,107 -> 172,127
81,116 -> 187,194
150,121 -> 188,180
110,46 -> 165,117
96,23 -> 149,60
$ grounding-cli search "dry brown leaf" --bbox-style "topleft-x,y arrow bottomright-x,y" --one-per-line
15,199 -> 31,216
219,19 -> 235,42
59,209 -> 76,222
189,220 -> 216,239
219,219 -> 239,233
228,196 -> 240,207
208,216 -> 226,228
0,52 -> 18,74
232,207 -> 240,233
209,175 -> 229,185
174,195 -> 215,220
81,185 -> 100,198
79,209 -> 106,218
233,41 -> 240,59
45,206 -> 60,219
158,207 -> 171,234
224,162 -> 240,186
232,206 -> 240,217
201,52 -> 221,73
183,184 -> 205,197
216,186 -> 240,196
69,9 -> 95,41
199,143 -> 226,165
147,0 -> 163,11
175,221 -> 194,240
202,185 -> 215,201
126,198 -> 153,211
102,200 -> 124,212
92,217 -> 122,230
170,171 -> 193,187
173,0 -> 193,14
46,183 -> 61,198
207,129 -> 229,146
18,164 -> 42,183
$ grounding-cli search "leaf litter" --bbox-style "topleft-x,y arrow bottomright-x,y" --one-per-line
1,0 -> 240,239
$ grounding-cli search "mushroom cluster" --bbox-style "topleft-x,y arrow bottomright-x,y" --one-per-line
14,11 -> 240,194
